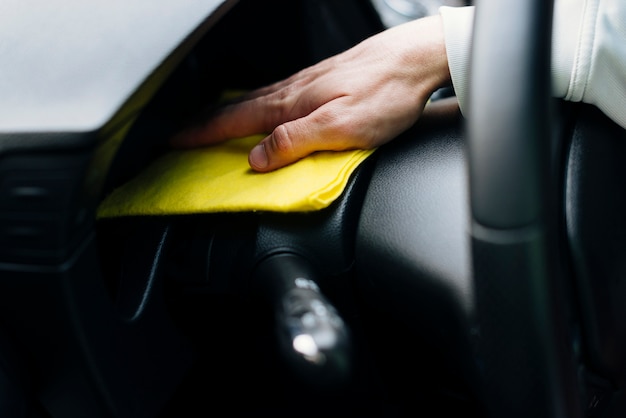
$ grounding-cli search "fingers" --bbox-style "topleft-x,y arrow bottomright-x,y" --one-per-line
169,83 -> 359,172
248,124 -> 312,172
248,100 -> 371,172
170,88 -> 319,149
170,57 -> 341,149
170,95 -> 283,148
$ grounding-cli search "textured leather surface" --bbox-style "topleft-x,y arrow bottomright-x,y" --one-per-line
355,109 -> 475,377
565,103 -> 626,383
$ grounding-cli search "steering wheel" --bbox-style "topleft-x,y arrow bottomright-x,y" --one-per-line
467,0 -> 584,416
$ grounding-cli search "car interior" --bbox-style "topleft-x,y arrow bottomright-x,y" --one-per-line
1,0 -> 626,417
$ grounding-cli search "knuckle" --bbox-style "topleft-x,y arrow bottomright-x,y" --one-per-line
320,114 -> 362,147
271,125 -> 295,155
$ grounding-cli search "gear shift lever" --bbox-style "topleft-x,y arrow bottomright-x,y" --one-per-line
253,253 -> 352,389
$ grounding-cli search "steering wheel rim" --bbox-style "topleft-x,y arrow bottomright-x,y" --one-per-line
467,1 -> 584,416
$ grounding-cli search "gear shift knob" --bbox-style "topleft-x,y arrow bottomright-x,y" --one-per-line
253,253 -> 352,389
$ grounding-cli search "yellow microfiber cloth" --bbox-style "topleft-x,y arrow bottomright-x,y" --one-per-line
96,134 -> 376,218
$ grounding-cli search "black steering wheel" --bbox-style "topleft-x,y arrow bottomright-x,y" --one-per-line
468,1 -> 584,416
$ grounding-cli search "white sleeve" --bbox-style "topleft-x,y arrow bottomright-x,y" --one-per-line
438,5 -> 473,116
439,1 -> 626,130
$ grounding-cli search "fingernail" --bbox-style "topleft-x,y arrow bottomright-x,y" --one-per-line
249,143 -> 268,169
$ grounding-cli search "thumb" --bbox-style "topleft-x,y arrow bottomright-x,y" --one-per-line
249,123 -> 321,172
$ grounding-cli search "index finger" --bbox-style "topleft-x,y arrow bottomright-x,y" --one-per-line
170,64 -> 335,148
169,94 -> 278,148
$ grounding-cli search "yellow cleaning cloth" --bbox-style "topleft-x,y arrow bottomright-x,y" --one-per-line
97,135 -> 376,218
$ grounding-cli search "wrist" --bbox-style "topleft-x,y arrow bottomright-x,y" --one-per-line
400,14 -> 452,102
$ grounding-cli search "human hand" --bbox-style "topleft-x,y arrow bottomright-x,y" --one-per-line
170,14 -> 451,172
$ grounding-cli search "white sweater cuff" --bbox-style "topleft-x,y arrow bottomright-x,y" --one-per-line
440,1 -> 626,130
439,5 -> 474,116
